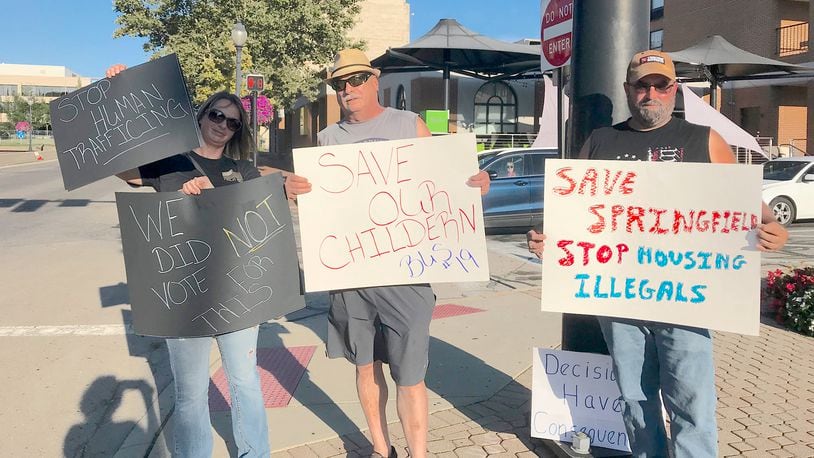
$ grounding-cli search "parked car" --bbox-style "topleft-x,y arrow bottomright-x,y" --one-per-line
478,147 -> 559,231
762,156 -> 814,226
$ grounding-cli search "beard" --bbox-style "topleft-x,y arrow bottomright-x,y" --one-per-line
631,98 -> 675,128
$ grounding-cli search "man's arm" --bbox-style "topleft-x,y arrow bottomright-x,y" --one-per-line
416,117 -> 432,138
708,129 -> 737,164
709,128 -> 788,250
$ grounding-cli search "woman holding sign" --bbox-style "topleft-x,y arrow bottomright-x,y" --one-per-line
108,64 -> 270,458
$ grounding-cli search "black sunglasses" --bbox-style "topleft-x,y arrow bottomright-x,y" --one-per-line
630,81 -> 675,94
207,108 -> 242,132
329,73 -> 372,91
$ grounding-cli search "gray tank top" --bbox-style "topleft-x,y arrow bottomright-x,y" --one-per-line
317,107 -> 418,146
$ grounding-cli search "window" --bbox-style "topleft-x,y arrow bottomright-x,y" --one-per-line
473,81 -> 518,134
650,29 -> 664,50
21,85 -> 72,97
486,155 -> 524,178
528,153 -> 555,175
0,85 -> 17,96
396,84 -> 406,110
651,0 -> 664,19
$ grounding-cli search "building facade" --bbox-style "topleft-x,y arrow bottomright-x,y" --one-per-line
0,64 -> 93,123
285,0 -> 543,152
652,0 -> 812,155
287,0 -> 411,149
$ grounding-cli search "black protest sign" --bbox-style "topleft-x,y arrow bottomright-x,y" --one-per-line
51,54 -> 201,190
116,173 -> 304,337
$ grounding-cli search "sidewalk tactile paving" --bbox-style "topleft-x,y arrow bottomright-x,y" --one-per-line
209,345 -> 316,411
432,303 -> 485,320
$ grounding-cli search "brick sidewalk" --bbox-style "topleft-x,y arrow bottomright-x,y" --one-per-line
714,321 -> 814,457
273,368 -> 556,458
271,319 -> 814,458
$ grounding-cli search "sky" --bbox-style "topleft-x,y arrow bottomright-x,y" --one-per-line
0,0 -> 541,79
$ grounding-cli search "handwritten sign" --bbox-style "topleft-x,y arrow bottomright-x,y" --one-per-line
51,54 -> 201,190
116,174 -> 304,337
531,348 -> 630,452
293,133 -> 489,292
541,159 -> 762,335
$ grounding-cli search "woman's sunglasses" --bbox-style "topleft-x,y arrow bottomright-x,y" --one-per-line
207,109 -> 242,132
329,73 -> 372,92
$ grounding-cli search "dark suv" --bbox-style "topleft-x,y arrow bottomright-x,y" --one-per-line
478,147 -> 559,231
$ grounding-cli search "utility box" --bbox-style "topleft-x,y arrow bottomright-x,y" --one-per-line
421,110 -> 449,134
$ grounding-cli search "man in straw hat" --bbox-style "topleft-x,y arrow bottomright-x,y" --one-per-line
285,49 -> 490,458
527,50 -> 788,457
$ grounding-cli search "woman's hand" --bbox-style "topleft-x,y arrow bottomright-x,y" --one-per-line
106,64 -> 127,78
284,174 -> 312,200
180,176 -> 214,195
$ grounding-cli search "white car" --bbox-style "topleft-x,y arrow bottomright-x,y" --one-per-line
762,156 -> 814,226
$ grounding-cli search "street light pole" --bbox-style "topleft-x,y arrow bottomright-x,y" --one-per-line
231,22 -> 248,97
27,98 -> 33,152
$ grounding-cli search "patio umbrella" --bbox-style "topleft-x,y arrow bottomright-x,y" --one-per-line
667,35 -> 808,107
371,18 -> 541,110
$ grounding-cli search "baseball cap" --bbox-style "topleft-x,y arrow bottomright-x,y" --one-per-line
326,48 -> 381,82
627,50 -> 676,83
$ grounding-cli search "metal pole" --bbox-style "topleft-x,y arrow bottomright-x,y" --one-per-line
562,0 -> 650,354
235,46 -> 243,97
28,100 -> 33,152
251,91 -> 258,165
556,67 -> 566,158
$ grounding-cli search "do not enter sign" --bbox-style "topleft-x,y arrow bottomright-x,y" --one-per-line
540,0 -> 573,70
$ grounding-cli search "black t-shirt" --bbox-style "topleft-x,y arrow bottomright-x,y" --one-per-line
138,152 -> 260,192
586,117 -> 711,163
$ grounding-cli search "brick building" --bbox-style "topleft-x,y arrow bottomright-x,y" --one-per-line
652,0 -> 812,154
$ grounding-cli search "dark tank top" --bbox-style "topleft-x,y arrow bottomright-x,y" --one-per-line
586,117 -> 710,163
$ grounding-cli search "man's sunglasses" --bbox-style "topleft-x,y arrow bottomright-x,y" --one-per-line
207,109 -> 242,132
629,81 -> 675,94
329,73 -> 372,92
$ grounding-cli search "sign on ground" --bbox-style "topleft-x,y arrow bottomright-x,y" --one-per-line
531,348 -> 630,452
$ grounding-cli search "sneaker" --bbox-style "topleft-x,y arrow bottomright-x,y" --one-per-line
371,446 -> 397,458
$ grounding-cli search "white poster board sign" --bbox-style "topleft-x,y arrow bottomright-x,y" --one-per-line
293,133 -> 489,292
541,159 -> 762,335
531,348 -> 630,452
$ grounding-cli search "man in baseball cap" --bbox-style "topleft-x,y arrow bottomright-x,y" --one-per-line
527,48 -> 788,457
285,48 -> 490,458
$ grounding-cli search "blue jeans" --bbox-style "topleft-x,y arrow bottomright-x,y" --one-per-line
166,326 -> 269,457
598,317 -> 717,458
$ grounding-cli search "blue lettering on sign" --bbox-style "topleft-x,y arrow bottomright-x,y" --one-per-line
636,246 -> 747,271
573,273 -> 707,303
399,243 -> 479,278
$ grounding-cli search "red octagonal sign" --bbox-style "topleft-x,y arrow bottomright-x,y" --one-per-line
541,0 -> 573,68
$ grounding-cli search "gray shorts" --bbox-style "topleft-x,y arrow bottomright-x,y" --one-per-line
327,285 -> 435,386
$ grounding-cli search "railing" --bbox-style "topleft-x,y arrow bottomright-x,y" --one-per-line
777,22 -> 809,57
789,138 -> 808,156
475,133 -> 537,151
0,130 -> 54,147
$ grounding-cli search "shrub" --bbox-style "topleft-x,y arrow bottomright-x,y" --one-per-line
764,267 -> 814,336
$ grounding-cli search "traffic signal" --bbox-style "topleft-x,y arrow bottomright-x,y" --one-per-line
246,74 -> 264,92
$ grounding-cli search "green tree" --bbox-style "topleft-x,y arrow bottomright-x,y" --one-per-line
1,96 -> 51,130
113,0 -> 362,107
